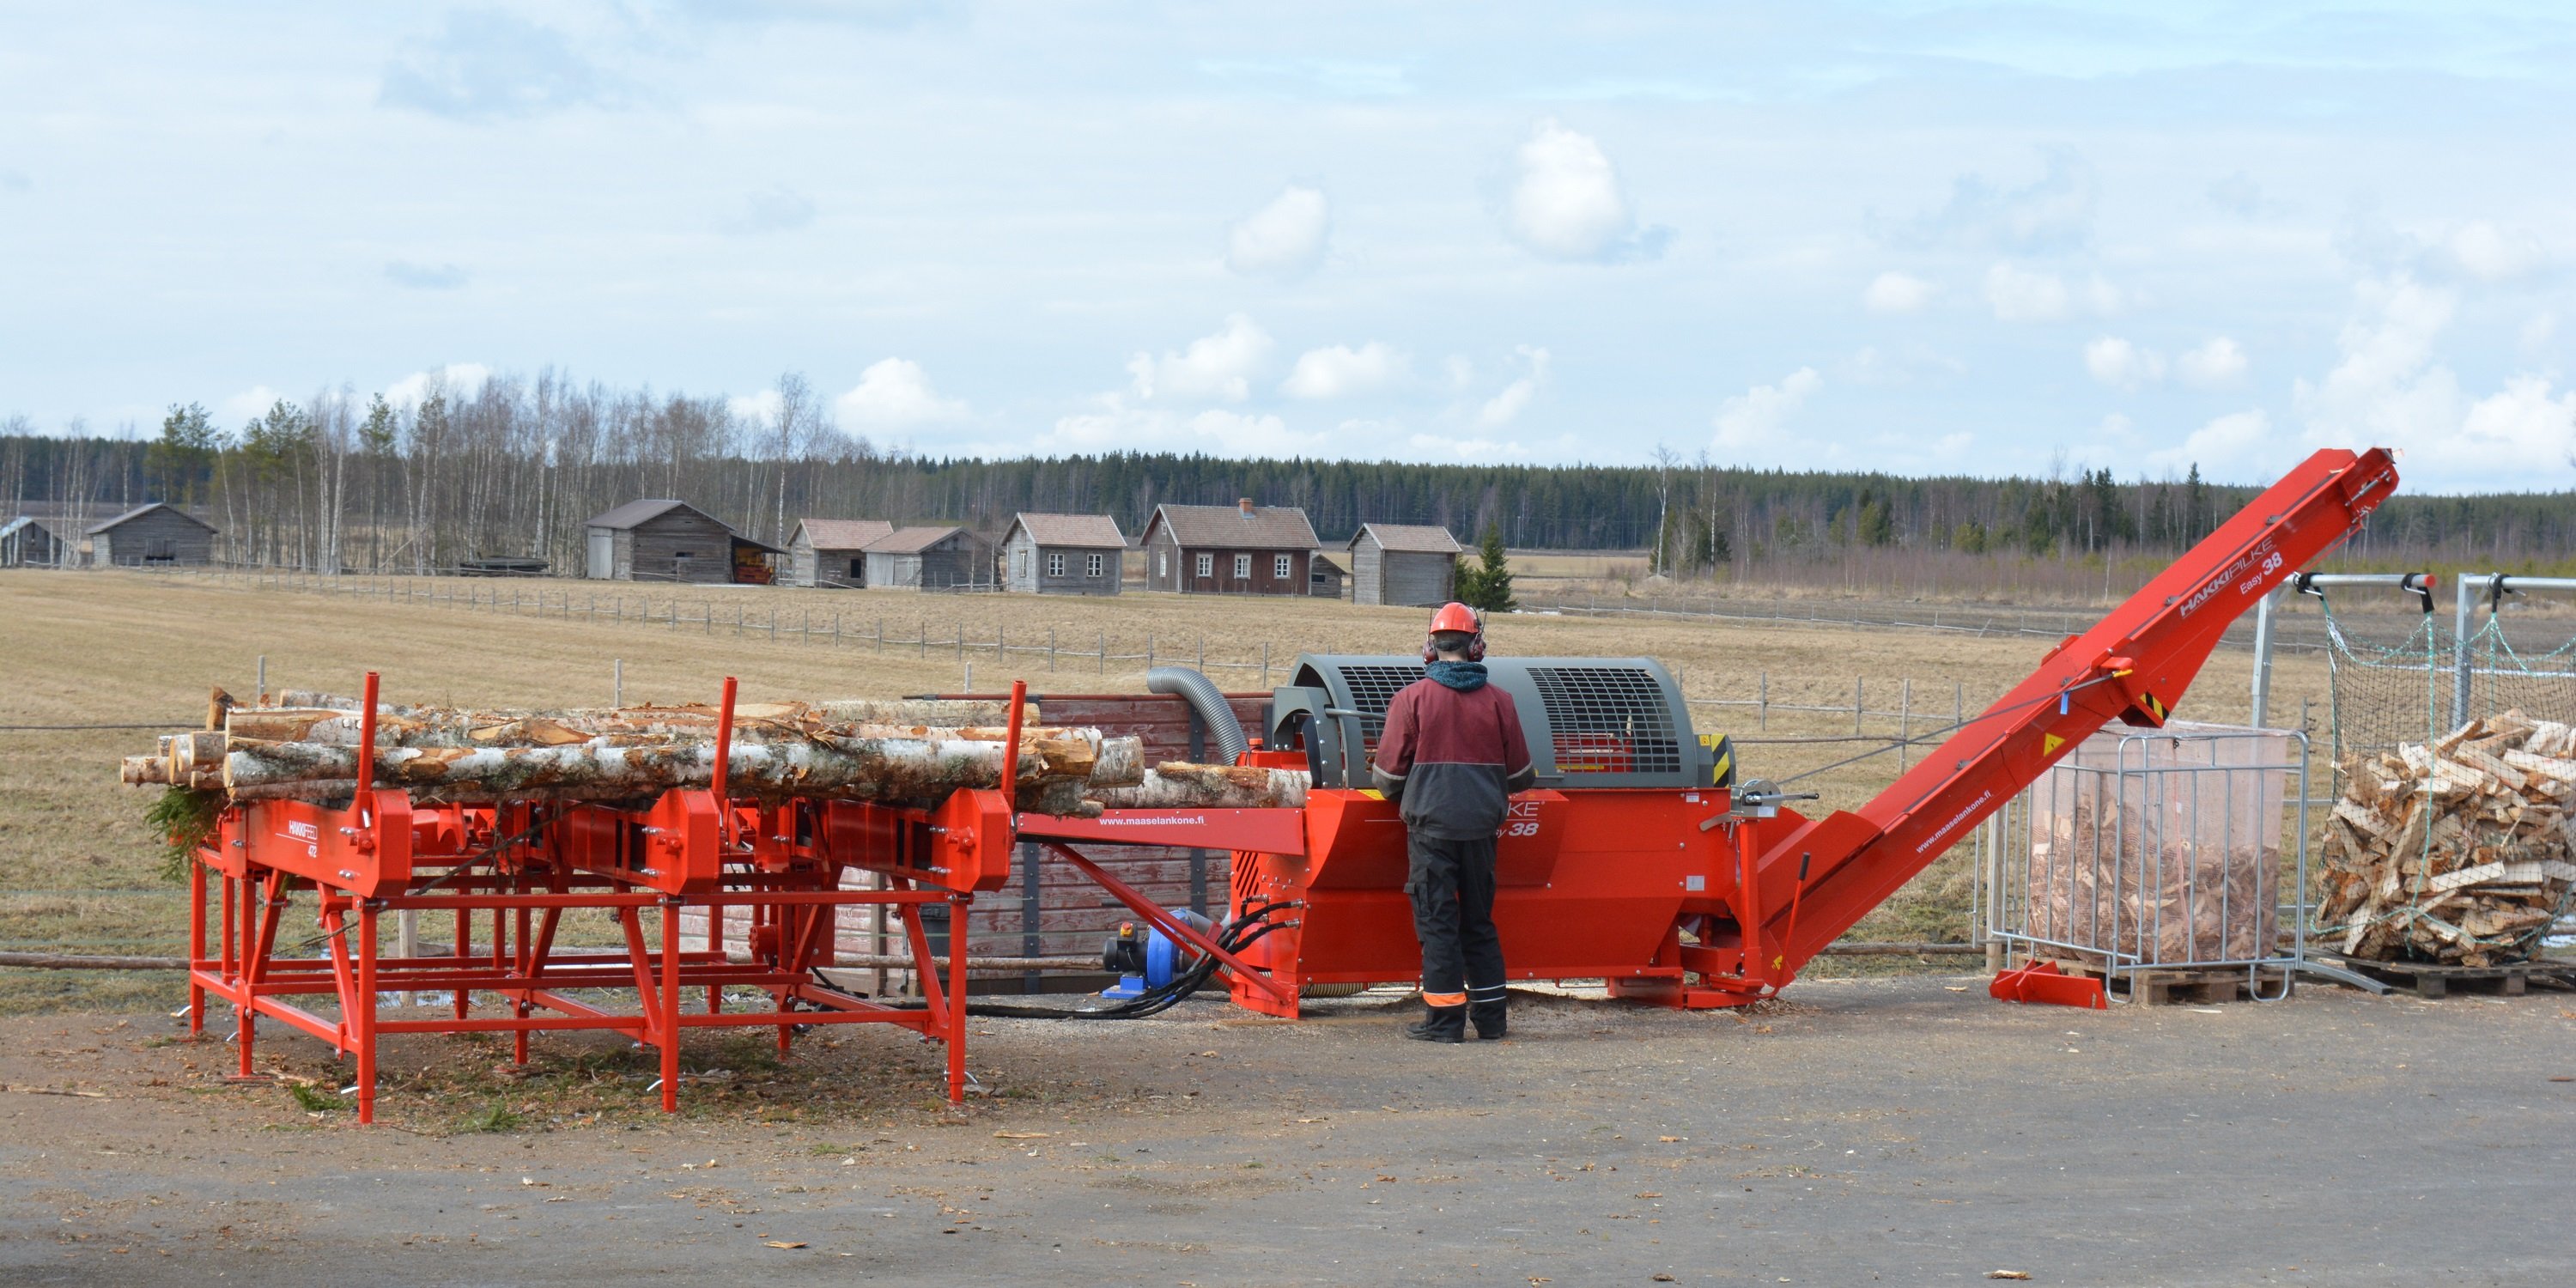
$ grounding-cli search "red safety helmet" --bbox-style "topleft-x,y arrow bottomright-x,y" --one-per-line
1423,602 -> 1486,663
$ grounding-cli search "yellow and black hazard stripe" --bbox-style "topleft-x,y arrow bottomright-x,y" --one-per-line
1699,733 -> 1736,787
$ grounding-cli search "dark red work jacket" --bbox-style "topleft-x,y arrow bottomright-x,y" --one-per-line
1370,671 -> 1534,840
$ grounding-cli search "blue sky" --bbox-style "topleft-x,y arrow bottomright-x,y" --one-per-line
2,2 -> 2572,492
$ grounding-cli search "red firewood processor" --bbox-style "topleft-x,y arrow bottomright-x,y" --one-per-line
155,447 -> 2396,1121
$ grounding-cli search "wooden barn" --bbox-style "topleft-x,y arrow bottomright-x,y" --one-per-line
1138,499 -> 1324,596
582,500 -> 779,584
787,518 -> 896,588
1307,551 -> 1348,600
86,502 -> 218,567
1347,522 -> 1462,606
0,515 -> 75,568
999,512 -> 1127,596
861,526 -> 996,591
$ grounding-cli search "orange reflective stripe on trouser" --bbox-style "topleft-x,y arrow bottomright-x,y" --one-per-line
1423,992 -> 1467,1007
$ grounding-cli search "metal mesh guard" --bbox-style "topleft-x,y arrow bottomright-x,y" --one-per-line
1337,663 -> 1424,755
1528,665 -> 1681,775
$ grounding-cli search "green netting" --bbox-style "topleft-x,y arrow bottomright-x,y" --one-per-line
2313,596 -> 2576,964
2463,614 -> 2576,730
2316,605 -> 2453,781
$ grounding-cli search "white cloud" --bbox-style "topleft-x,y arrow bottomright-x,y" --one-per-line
382,362 -> 492,409
1985,262 -> 2121,323
1501,118 -> 1668,263
1186,408 -> 1293,445
728,389 -> 783,426
1885,145 -> 2096,254
835,357 -> 966,428
222,386 -> 284,422
2521,313 -> 2558,359
1475,346 -> 1551,428
1984,263 -> 2069,322
1129,314 -> 1273,403
2176,337 -> 2249,388
379,11 -> 623,121
2083,337 -> 2165,391
1711,367 -> 1823,450
1408,431 -> 1529,460
2151,410 -> 2275,475
2295,276 -> 2576,490
1280,342 -> 1409,399
1042,396 -> 1318,457
1862,270 -> 1933,315
1225,185 -> 1329,277
2447,220 -> 2547,283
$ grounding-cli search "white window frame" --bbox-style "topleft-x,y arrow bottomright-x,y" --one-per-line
1195,552 -> 1214,578
1085,552 -> 1105,579
1157,550 -> 1167,578
1233,553 -> 1252,580
1046,550 -> 1066,578
1273,552 -> 1292,580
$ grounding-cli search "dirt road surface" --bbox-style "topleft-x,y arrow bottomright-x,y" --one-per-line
2,976 -> 2568,1285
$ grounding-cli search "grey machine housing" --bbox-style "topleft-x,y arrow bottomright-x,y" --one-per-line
1266,653 -> 1728,792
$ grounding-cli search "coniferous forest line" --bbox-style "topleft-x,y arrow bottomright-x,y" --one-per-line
3,370 -> 2570,583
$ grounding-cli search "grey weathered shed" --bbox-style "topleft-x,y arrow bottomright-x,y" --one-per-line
1347,522 -> 1462,606
861,526 -> 996,591
1137,499 -> 1324,596
999,513 -> 1126,596
1308,550 -> 1348,600
787,519 -> 896,588
87,502 -> 218,567
583,500 -> 755,584
1,516 -> 75,568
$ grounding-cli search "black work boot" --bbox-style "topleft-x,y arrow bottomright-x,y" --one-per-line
1469,999 -> 1507,1041
1404,1003 -> 1467,1043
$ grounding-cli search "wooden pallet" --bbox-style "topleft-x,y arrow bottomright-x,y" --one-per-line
2307,954 -> 2576,999
2038,958 -> 2293,1005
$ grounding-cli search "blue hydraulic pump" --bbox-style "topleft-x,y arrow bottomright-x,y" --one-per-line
1098,909 -> 1210,999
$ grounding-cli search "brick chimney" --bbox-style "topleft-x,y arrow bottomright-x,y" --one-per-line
1237,497 -> 1254,516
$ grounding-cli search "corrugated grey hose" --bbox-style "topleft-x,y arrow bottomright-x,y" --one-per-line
1146,665 -> 1249,763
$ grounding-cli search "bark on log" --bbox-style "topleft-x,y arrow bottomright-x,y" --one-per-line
1089,762 -> 1309,810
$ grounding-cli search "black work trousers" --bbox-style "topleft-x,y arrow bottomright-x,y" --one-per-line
1405,831 -> 1505,1015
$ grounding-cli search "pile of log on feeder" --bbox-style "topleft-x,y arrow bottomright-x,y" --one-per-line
2317,711 -> 2576,966
120,690 -> 1309,816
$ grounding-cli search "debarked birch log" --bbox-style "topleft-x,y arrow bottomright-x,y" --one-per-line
1086,762 -> 1309,810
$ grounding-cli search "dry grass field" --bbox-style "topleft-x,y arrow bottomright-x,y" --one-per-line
0,568 -> 2332,1012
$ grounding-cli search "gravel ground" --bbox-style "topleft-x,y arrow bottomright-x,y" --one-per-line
3,975 -> 2572,1285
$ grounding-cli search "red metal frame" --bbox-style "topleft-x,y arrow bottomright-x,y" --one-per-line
185,677 -> 1027,1122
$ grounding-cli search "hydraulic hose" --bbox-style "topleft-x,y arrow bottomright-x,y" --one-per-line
1146,665 -> 1249,763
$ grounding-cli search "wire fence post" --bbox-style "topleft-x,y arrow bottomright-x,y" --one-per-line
1759,671 -> 1768,731
1854,676 -> 1863,736
1899,678 -> 1911,773
613,658 -> 623,708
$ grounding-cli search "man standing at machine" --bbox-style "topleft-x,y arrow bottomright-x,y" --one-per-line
1370,602 -> 1536,1042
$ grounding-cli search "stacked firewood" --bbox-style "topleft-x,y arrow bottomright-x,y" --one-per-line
122,692 -> 1148,816
2316,711 -> 2576,965
2028,799 -> 2278,964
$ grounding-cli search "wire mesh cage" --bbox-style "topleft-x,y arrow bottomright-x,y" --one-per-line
1986,721 -> 2308,997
